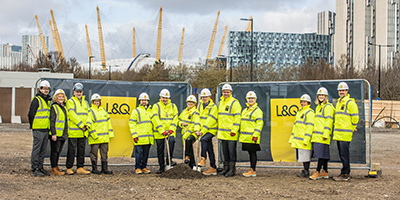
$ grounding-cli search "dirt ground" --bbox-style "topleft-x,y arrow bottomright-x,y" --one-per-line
0,123 -> 399,199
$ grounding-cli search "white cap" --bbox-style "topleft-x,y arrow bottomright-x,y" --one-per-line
159,89 -> 170,98
337,82 -> 349,90
317,87 -> 329,95
300,94 -> 311,102
73,83 -> 84,91
200,88 -> 211,97
186,95 -> 197,103
91,93 -> 101,101
246,91 -> 257,99
222,84 -> 232,91
39,80 -> 50,88
139,92 -> 150,100
54,89 -> 65,96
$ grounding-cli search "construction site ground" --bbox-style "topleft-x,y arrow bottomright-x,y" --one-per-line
0,123 -> 399,199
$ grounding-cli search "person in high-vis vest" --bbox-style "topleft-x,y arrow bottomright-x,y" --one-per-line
332,82 -> 359,182
85,93 -> 114,174
28,80 -> 52,177
288,94 -> 314,178
239,91 -> 264,177
214,83 -> 242,177
130,93 -> 162,174
153,89 -> 179,174
49,89 -> 68,176
197,88 -> 218,176
309,87 -> 335,180
179,95 -> 201,169
66,83 -> 90,175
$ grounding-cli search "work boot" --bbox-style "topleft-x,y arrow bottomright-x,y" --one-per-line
198,157 -> 206,167
309,170 -> 321,180
76,167 -> 90,175
141,168 -> 151,174
38,168 -> 51,176
184,156 -> 190,165
56,166 -> 64,173
156,168 -> 165,174
297,170 -> 309,177
333,174 -> 350,181
51,167 -> 65,176
166,160 -> 177,166
319,169 -> 329,179
203,167 -> 217,176
243,168 -> 256,177
218,162 -> 229,176
66,168 -> 74,175
31,168 -> 45,177
91,161 -> 101,174
225,162 -> 236,177
135,169 -> 143,174
101,161 -> 113,175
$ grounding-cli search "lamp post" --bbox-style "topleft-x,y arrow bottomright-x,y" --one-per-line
88,56 -> 95,79
368,42 -> 393,99
240,17 -> 253,82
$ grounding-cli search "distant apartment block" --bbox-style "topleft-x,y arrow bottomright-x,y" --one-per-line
0,43 -> 22,70
318,10 -> 335,64
22,35 -> 49,67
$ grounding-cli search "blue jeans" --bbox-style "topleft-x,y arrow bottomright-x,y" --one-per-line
134,144 -> 151,169
201,133 -> 216,168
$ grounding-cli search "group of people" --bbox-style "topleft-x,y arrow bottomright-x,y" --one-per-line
28,80 -> 358,181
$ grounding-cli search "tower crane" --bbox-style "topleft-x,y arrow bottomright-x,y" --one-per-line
178,27 -> 185,62
49,20 -> 59,53
133,27 -> 136,58
50,10 -> 65,58
206,10 -> 220,60
156,6 -> 162,61
218,25 -> 228,57
97,6 -> 106,70
35,15 -> 48,55
246,16 -> 252,32
85,25 -> 93,62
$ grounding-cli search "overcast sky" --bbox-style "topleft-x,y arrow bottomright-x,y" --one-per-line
0,0 -> 335,64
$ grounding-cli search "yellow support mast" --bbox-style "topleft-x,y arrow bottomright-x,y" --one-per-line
133,27 -> 136,58
50,10 -> 65,58
156,6 -> 162,61
35,15 -> 48,55
206,10 -> 220,60
178,27 -> 185,62
97,6 -> 106,70
246,16 -> 252,32
218,25 -> 228,57
49,20 -> 59,53
85,25 -> 93,62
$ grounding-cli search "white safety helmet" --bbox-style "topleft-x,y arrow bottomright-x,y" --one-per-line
73,83 -> 84,91
222,84 -> 232,91
300,94 -> 312,103
139,92 -> 150,101
246,91 -> 257,99
54,89 -> 65,96
337,82 -> 349,90
317,87 -> 329,96
186,95 -> 197,103
39,80 -> 50,88
200,88 -> 211,97
159,89 -> 170,98
91,93 -> 101,101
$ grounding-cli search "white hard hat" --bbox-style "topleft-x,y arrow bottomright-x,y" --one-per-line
300,94 -> 312,102
222,84 -> 232,91
317,87 -> 329,95
159,89 -> 170,98
91,93 -> 101,101
73,83 -> 84,91
337,82 -> 349,90
246,91 -> 257,99
139,92 -> 150,100
186,95 -> 197,103
39,80 -> 50,88
200,88 -> 211,97
54,89 -> 65,96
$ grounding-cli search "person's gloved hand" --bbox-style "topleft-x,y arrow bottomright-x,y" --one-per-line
168,130 -> 174,135
230,132 -> 236,136
252,137 -> 257,142
134,137 -> 138,143
162,131 -> 168,136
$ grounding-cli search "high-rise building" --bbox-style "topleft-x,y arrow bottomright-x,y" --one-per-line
22,35 -> 49,67
0,43 -> 22,70
228,31 -> 331,68
318,10 -> 335,64
334,0 -> 399,69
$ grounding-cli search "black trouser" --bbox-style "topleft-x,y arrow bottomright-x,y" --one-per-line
134,144 -> 150,169
90,143 -> 108,162
185,135 -> 196,168
49,138 -> 65,168
66,137 -> 86,169
31,130 -> 49,170
155,136 -> 175,169
337,141 -> 351,175
247,150 -> 257,171
201,133 -> 216,168
221,140 -> 237,162
316,158 -> 329,172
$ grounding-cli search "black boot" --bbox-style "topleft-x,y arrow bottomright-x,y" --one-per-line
225,162 -> 236,177
218,162 -> 229,176
91,161 -> 101,174
101,161 -> 113,175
